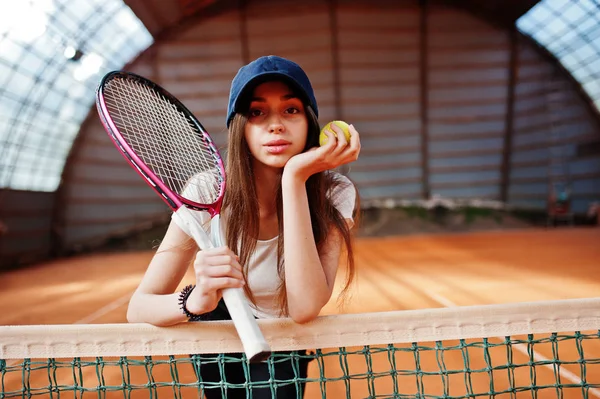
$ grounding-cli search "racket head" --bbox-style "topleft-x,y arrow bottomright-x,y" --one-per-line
96,71 -> 225,217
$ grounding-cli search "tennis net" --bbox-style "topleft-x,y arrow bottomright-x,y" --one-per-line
1,297 -> 600,398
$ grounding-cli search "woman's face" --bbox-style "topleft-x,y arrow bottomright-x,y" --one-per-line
243,80 -> 308,170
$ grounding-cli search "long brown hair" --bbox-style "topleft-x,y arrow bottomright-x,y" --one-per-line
223,99 -> 358,315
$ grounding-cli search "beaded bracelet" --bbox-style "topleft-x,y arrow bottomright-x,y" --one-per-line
178,284 -> 206,321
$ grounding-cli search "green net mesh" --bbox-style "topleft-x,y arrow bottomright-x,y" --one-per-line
3,334 -> 600,398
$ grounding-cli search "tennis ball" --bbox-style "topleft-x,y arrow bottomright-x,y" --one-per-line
319,120 -> 351,146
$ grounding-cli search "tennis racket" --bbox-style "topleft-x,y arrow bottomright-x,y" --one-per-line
95,71 -> 271,362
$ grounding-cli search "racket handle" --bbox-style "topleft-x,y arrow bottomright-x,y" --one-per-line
211,215 -> 271,362
222,288 -> 272,362
174,209 -> 272,362
174,208 -> 214,250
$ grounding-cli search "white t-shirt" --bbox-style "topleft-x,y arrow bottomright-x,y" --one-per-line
172,171 -> 356,318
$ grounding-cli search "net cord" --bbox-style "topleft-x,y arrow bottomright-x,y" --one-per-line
1,297 -> 599,359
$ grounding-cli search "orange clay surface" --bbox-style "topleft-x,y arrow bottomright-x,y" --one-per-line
1,228 -> 599,398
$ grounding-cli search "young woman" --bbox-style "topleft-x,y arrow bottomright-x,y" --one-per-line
126,55 -> 361,398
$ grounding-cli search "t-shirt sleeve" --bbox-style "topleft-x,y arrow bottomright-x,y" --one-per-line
328,172 -> 357,227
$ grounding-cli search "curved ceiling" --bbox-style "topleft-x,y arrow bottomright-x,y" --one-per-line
0,0 -> 598,194
0,0 -> 152,192
517,0 -> 600,112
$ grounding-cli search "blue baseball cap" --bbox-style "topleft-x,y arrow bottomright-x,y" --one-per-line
226,55 -> 318,127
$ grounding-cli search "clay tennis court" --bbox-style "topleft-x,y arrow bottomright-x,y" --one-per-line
1,227 -> 599,398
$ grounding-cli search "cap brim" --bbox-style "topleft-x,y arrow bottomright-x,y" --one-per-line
232,72 -> 312,113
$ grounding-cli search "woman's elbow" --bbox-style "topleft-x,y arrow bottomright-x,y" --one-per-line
288,300 -> 326,324
289,309 -> 319,324
126,304 -> 137,323
126,295 -> 143,323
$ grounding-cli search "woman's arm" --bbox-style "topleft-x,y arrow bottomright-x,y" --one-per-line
127,219 -> 245,326
282,124 -> 360,323
127,220 -> 196,326
281,176 -> 343,323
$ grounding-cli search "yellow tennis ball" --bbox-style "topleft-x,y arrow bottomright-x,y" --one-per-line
319,120 -> 351,146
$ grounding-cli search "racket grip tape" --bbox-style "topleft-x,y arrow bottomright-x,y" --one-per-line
222,288 -> 272,362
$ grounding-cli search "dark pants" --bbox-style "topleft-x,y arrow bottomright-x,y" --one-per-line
193,300 -> 311,398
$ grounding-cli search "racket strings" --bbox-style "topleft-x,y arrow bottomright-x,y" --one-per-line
103,78 -> 222,205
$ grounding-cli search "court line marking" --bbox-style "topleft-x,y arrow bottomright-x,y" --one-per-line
74,293 -> 132,324
426,292 -> 600,398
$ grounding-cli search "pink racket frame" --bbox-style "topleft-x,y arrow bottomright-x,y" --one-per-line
96,71 -> 226,218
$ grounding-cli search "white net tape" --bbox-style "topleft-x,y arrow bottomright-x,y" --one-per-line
2,297 -> 600,358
